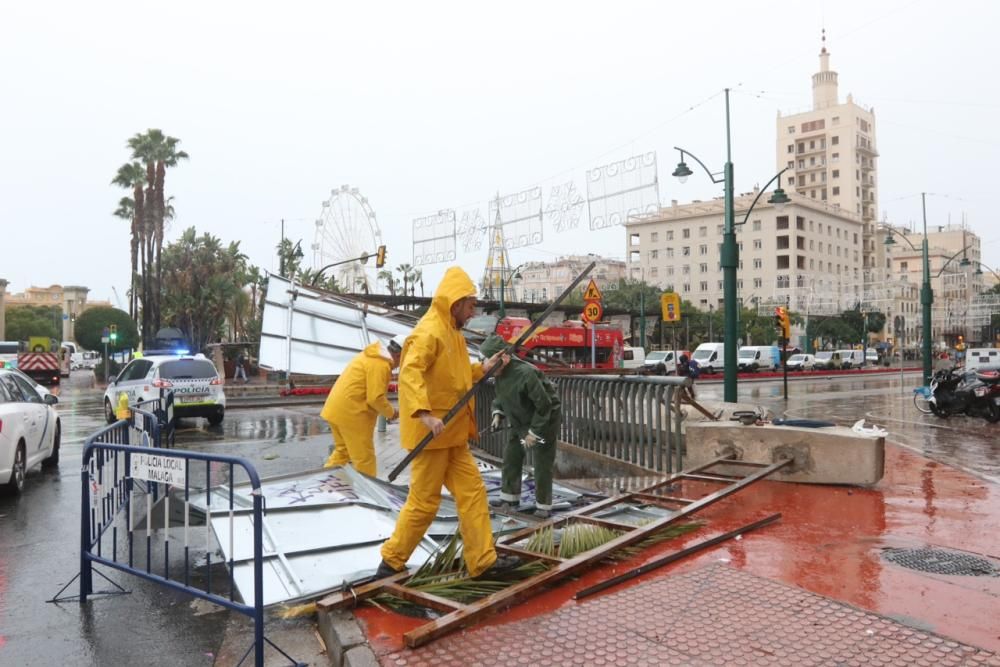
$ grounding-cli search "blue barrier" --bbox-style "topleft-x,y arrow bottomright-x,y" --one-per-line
67,411 -> 299,666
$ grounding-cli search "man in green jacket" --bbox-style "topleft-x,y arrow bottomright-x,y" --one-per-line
479,334 -> 561,518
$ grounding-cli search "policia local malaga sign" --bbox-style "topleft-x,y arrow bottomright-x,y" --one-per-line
131,452 -> 187,486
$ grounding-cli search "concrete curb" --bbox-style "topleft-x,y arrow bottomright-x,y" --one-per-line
317,609 -> 379,667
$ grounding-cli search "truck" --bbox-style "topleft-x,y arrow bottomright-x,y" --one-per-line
17,337 -> 63,385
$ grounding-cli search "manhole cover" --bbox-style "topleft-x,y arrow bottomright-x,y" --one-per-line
883,547 -> 999,577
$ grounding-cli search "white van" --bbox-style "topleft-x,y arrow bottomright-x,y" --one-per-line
838,349 -> 865,369
966,348 -> 1000,373
691,342 -> 726,374
621,346 -> 646,369
737,346 -> 780,372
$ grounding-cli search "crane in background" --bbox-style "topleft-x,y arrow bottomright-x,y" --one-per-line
111,286 -> 124,310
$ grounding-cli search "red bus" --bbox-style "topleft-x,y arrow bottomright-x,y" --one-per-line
493,317 -> 624,369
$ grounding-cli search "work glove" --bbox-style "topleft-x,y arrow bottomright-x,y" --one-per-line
490,412 -> 505,433
521,430 -> 544,449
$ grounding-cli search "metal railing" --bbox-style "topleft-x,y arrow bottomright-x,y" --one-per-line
474,374 -> 688,474
62,413 -> 298,666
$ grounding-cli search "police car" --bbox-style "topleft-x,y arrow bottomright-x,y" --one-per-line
104,352 -> 226,425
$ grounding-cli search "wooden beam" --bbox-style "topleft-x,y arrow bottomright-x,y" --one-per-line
495,544 -> 565,564
572,515 -> 637,532
316,570 -> 412,612
630,492 -> 695,506
382,583 -> 468,614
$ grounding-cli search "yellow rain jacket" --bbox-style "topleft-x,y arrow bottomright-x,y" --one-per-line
320,341 -> 395,475
381,266 -> 497,577
398,267 -> 484,450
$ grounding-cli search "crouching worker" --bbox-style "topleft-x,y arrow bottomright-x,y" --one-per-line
376,267 -> 516,580
479,334 -> 561,519
321,334 -> 406,476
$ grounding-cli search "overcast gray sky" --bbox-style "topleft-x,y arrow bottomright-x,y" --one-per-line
2,0 -> 997,303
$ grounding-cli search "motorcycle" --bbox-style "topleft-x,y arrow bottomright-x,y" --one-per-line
928,367 -> 1000,423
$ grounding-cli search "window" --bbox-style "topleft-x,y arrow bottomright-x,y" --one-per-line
683,283 -> 690,292
699,263 -> 708,273
797,256 -> 806,270
682,265 -> 690,274
796,216 -> 805,230
809,240 -> 814,250
667,266 -> 674,276
788,126 -> 795,134
650,232 -> 659,242
787,144 -> 794,154
682,228 -> 691,239
796,236 -> 805,250
853,232 -> 858,244
650,249 -> 658,260
753,239 -> 762,249
753,258 -> 763,269
666,248 -> 674,258
810,190 -> 816,199
809,140 -> 815,149
776,236 -> 789,250
752,220 -> 761,231
832,152 -> 839,161
798,159 -> 805,169
716,224 -> 724,234
832,136 -> 839,145
700,281 -> 708,292
682,246 -> 690,256
630,233 -> 640,246
699,226 -> 707,237
810,173 -> 816,183
666,230 -> 674,240
901,261 -> 909,271
832,116 -> 840,124
699,244 -> 708,255
798,175 -> 806,187
650,267 -> 658,277
776,216 -> 789,230
753,277 -> 762,288
832,169 -> 839,178
832,186 -> 840,195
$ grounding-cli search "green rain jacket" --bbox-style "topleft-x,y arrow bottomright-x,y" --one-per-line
480,334 -> 560,439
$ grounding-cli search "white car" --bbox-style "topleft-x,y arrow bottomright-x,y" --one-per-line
104,353 -> 226,426
0,368 -> 61,495
786,353 -> 816,371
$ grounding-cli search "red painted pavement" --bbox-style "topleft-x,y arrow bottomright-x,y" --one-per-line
357,442 -> 1000,657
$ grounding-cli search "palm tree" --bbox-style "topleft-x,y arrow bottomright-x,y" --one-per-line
128,129 -> 189,332
112,162 -> 147,325
396,263 -> 414,308
409,268 -> 423,298
377,269 -> 396,295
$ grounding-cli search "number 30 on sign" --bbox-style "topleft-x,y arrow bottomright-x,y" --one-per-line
582,301 -> 603,323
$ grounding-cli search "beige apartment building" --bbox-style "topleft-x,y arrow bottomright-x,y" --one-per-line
513,255 -> 626,303
3,283 -> 110,342
625,192 -> 867,323
775,34 -> 882,277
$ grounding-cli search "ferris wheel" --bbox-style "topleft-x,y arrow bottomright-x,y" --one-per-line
312,185 -> 383,292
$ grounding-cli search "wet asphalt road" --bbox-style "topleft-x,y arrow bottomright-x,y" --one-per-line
0,369 -> 997,665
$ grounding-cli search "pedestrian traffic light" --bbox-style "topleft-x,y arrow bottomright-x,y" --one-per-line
109,324 -> 118,343
375,245 -> 387,268
773,307 -> 790,341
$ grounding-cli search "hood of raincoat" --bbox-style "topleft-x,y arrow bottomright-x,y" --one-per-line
479,333 -> 507,358
431,266 -> 477,327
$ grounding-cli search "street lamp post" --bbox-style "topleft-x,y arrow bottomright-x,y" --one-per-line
672,88 -> 789,402
498,263 -> 524,319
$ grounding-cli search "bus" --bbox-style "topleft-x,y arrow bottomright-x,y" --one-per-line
493,317 -> 625,369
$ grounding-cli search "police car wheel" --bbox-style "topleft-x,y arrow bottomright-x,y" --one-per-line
104,399 -> 116,424
207,412 -> 224,426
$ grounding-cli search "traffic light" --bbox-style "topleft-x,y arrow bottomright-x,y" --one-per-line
375,245 -> 387,268
773,307 -> 790,341
109,324 -> 118,343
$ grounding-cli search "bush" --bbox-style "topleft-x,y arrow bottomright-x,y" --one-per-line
94,358 -> 123,381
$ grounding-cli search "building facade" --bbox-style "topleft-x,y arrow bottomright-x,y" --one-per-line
626,192 -> 867,317
775,34 -> 882,278
513,255 -> 626,303
3,283 -> 110,342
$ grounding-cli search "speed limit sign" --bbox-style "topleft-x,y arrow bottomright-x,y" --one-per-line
582,301 -> 603,323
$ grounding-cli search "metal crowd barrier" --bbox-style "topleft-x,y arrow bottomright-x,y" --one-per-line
60,411 -> 298,666
474,374 -> 688,474
134,389 -> 176,447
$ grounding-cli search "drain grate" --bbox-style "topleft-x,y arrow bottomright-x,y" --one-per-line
883,547 -> 999,577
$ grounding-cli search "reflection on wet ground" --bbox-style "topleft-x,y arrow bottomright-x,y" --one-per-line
698,373 -> 1000,483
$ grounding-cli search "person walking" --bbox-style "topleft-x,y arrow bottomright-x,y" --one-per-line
479,333 -> 560,519
376,267 -> 513,580
234,350 -> 249,384
677,353 -> 700,398
321,334 -> 406,476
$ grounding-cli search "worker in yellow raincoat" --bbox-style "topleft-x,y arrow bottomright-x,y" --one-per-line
320,334 -> 406,476
376,267 -> 514,579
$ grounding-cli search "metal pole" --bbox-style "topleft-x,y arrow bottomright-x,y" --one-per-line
782,339 -> 789,400
720,88 -> 738,403
591,322 -> 596,368
499,265 -> 506,318
639,288 -> 646,349
104,340 -> 109,385
709,305 -> 713,342
920,192 -> 934,386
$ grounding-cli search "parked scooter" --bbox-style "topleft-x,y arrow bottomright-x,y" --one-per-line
928,367 -> 1000,423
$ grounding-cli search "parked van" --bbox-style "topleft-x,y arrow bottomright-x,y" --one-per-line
737,345 -> 780,372
966,348 -> 1000,373
642,349 -> 689,375
621,346 -> 646,369
691,342 -> 726,375
838,349 -> 865,369
814,350 -> 843,370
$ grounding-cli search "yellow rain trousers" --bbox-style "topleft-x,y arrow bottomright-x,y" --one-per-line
320,341 -> 395,476
380,266 -> 497,577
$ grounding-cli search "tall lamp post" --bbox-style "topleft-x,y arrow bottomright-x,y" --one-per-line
884,192 -> 973,386
498,263 -> 524,319
671,88 -> 789,402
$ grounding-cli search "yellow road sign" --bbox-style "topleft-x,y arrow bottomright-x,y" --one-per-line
582,301 -> 604,323
660,292 -> 681,322
582,279 -> 603,302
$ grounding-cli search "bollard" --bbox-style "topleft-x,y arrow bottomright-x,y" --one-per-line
377,414 -> 387,433
115,392 -> 132,420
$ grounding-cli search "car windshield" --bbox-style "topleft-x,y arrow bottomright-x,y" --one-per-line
816,352 -> 833,360
646,351 -> 668,361
692,350 -> 713,361
738,350 -> 756,358
159,359 -> 218,380
789,355 -> 806,362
